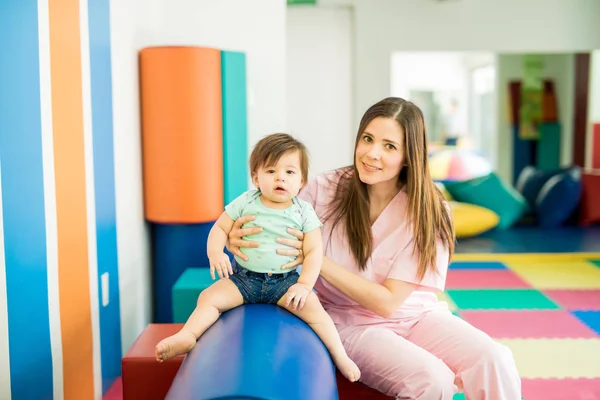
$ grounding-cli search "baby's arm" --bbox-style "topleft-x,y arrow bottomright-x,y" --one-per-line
207,212 -> 236,279
296,228 -> 323,290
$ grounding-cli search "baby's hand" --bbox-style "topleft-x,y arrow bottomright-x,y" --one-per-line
285,283 -> 311,310
209,253 -> 233,280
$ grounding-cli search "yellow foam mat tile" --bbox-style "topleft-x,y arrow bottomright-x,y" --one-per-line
505,260 -> 600,289
498,338 -> 600,379
435,291 -> 458,312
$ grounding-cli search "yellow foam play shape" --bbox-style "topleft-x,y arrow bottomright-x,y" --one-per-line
449,201 -> 499,238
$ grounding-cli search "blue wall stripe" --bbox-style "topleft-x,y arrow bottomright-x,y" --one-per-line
87,0 -> 123,393
0,1 -> 54,398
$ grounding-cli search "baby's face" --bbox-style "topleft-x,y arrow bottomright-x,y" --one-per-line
252,150 -> 304,204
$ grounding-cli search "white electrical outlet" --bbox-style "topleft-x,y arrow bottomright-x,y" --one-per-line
101,272 -> 109,307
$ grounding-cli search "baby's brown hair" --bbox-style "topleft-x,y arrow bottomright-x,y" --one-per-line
249,133 -> 309,180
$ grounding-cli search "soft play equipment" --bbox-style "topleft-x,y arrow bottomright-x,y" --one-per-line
515,165 -> 557,207
221,50 -> 249,204
579,171 -> 600,226
536,123 -> 561,172
152,223 -> 214,322
594,124 -> 600,169
444,172 -> 528,230
435,183 -> 499,238
165,304 -> 338,400
508,80 -> 561,185
429,148 -> 492,182
122,324 -> 185,400
140,46 -> 223,223
121,322 -> 391,400
140,45 -> 249,323
515,165 -> 584,227
449,201 -> 500,238
172,268 -> 214,323
535,167 -> 582,227
434,181 -> 453,201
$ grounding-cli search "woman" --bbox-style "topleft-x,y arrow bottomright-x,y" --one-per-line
228,97 -> 521,399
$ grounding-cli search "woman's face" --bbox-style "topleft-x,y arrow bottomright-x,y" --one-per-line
355,117 -> 405,187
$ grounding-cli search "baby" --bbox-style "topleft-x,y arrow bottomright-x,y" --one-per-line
155,133 -> 360,382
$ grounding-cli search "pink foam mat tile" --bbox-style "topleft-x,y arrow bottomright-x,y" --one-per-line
445,269 -> 531,289
460,310 -> 599,339
543,290 -> 600,310
522,378 -> 600,400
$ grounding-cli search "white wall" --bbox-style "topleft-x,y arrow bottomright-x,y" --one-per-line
496,54 -> 575,182
110,0 -> 288,352
350,0 -> 600,182
391,52 -> 469,98
390,52 -> 470,144
110,0 -> 151,355
286,6 -> 354,176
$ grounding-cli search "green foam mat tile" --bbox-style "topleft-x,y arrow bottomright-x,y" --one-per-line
590,260 -> 600,268
446,289 -> 560,310
453,392 -> 524,399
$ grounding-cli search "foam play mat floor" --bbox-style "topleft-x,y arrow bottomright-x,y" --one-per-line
445,253 -> 600,400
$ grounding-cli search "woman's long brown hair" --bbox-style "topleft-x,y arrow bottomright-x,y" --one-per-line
324,97 -> 455,281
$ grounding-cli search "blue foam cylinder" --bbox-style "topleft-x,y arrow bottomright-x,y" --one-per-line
151,222 -> 213,322
165,304 -> 339,400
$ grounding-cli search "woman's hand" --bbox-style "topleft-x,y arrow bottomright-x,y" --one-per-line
226,215 -> 263,261
278,228 -> 305,270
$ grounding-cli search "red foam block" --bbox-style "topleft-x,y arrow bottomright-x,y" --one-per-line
122,324 -> 185,400
460,310 -> 598,339
336,371 -> 392,399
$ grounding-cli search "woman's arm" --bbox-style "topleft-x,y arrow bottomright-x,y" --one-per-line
320,256 -> 417,318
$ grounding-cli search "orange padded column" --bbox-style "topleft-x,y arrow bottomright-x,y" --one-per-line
140,46 -> 223,223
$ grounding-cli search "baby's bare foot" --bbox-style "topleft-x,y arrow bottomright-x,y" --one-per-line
155,330 -> 197,362
335,355 -> 361,382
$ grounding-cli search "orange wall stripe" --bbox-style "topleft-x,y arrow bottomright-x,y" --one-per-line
48,0 -> 94,398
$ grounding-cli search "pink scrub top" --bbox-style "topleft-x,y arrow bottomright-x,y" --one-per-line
298,170 -> 450,327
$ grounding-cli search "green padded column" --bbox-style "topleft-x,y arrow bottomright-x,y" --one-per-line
221,50 -> 248,204
172,268 -> 215,323
536,122 -> 561,172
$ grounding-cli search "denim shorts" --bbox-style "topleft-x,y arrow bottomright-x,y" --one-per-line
228,259 -> 299,304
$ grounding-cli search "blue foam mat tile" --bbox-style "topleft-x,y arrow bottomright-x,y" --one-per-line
572,311 -> 600,335
449,261 -> 507,270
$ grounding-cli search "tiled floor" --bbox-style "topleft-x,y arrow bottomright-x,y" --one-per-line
444,254 -> 600,399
